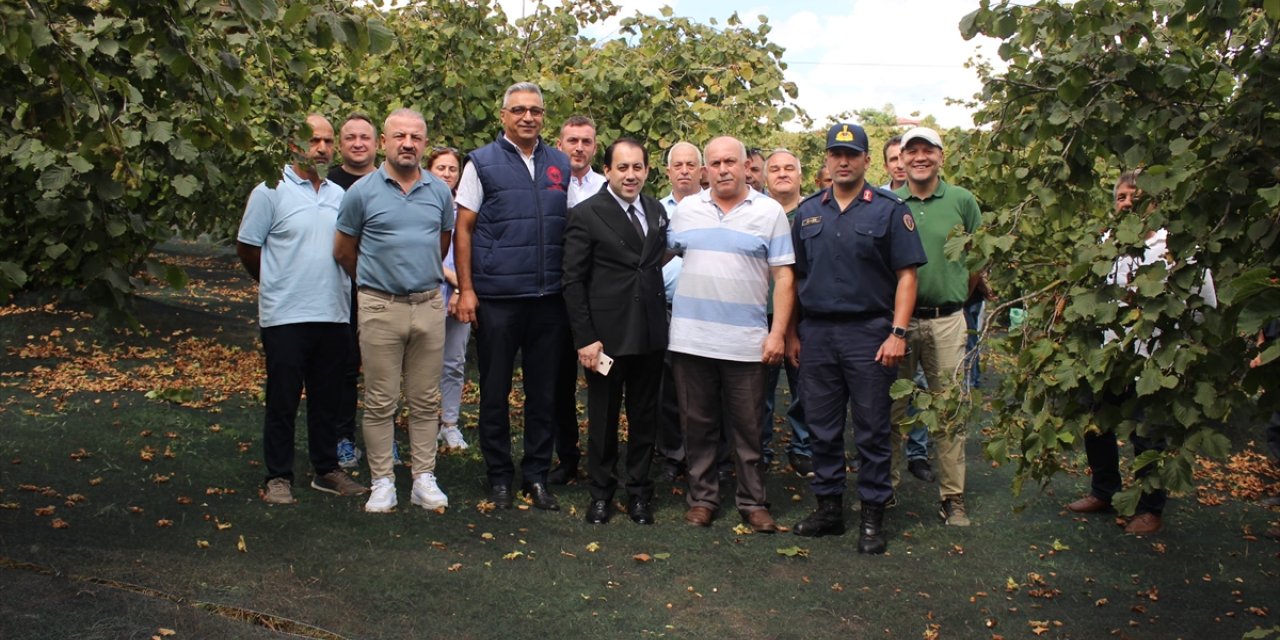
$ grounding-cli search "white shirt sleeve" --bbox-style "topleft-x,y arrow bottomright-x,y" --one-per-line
454,161 -> 484,212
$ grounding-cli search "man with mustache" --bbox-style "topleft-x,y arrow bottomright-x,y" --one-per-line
787,123 -> 926,554
453,82 -> 573,511
238,113 -> 366,505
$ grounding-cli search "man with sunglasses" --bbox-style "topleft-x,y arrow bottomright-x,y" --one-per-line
453,82 -> 573,511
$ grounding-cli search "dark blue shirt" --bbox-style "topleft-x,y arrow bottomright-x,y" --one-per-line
792,185 -> 927,317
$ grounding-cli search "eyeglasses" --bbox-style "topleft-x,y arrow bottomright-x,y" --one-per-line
504,106 -> 546,117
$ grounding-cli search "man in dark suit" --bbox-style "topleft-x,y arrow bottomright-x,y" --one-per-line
562,137 -> 669,525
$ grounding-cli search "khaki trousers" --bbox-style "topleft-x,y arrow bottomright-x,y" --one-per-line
891,311 -> 968,500
357,290 -> 446,480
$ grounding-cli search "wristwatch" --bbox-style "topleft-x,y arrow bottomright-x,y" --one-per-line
890,326 -> 908,339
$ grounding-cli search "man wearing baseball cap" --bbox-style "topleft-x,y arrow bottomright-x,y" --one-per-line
891,126 -> 983,526
787,123 -> 926,553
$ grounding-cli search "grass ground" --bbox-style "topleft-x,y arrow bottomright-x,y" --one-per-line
1,242 -> 1278,640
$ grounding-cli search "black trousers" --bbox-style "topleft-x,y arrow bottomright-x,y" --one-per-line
1084,389 -> 1167,515
474,296 -> 571,486
584,350 -> 663,501
554,339 -> 582,467
336,282 -> 359,443
260,322 -> 347,481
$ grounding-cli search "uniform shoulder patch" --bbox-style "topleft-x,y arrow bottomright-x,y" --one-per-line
802,215 -> 822,227
903,213 -> 916,232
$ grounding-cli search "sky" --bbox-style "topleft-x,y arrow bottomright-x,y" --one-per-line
496,0 -> 1004,129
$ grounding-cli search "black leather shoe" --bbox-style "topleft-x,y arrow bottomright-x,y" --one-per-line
547,461 -> 578,485
628,496 -> 654,525
521,482 -> 560,511
490,484 -> 512,509
908,458 -> 937,483
660,462 -> 685,483
585,499 -> 612,524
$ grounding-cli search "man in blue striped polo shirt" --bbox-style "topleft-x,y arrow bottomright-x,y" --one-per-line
668,136 -> 796,533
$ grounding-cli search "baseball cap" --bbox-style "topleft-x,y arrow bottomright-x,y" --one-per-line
900,126 -> 943,150
825,123 -> 869,153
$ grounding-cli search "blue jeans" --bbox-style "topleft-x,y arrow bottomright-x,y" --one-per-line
761,359 -> 812,460
440,314 -> 471,426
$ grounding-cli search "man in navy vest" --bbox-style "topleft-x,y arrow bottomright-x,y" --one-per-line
453,82 -> 573,511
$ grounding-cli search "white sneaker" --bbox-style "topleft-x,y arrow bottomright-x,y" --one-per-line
411,472 -> 448,509
438,425 -> 469,450
364,477 -> 397,513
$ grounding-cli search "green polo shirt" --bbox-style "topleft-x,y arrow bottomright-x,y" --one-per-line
895,179 -> 981,306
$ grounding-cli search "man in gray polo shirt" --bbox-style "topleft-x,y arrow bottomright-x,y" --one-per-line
334,108 -> 456,513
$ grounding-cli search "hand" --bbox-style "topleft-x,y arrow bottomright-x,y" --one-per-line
785,332 -> 801,369
578,341 -> 604,373
447,293 -> 459,317
1250,354 -> 1264,369
454,290 -> 479,324
762,333 -> 785,366
875,334 -> 907,368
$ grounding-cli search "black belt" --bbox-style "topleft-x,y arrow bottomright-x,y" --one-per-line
912,303 -> 962,319
804,310 -> 890,322
358,286 -> 438,304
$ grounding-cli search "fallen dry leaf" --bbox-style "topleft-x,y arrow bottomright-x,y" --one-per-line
51,518 -> 69,529
633,553 -> 652,563
237,535 -> 247,553
156,519 -> 174,527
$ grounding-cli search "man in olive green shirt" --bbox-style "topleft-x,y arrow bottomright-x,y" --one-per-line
891,127 -> 982,527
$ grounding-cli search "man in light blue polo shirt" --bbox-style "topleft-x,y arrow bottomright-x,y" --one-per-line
334,108 -> 455,513
237,113 -> 367,505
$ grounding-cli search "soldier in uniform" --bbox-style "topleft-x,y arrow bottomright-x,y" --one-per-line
787,123 -> 927,554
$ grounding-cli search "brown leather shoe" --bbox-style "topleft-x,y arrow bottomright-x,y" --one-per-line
1066,495 -> 1112,514
1124,512 -> 1162,535
743,509 -> 779,534
685,506 -> 713,527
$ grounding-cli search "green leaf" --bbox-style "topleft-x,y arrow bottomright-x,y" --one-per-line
147,121 -> 174,144
367,20 -> 394,54
0,262 -> 28,288
67,154 -> 93,173
282,2 -> 309,28
39,166 -> 72,192
1259,184 -> 1280,208
106,219 -> 127,238
45,243 -> 69,259
890,378 -> 916,400
165,265 -> 190,289
172,175 -> 200,197
236,0 -> 278,21
1266,0 -> 1280,19
775,546 -> 809,558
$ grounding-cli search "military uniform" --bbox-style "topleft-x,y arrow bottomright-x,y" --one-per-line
793,182 -> 926,505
